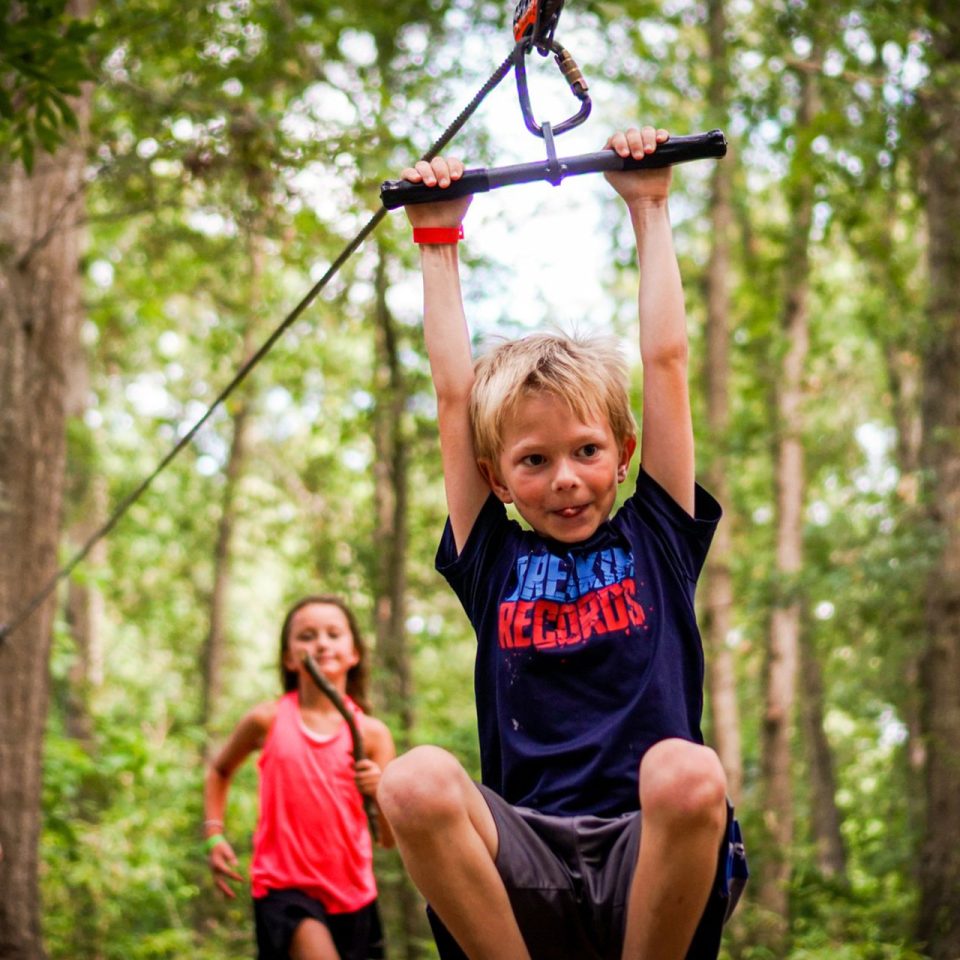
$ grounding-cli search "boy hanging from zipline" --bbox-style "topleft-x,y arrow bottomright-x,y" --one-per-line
377,124 -> 746,960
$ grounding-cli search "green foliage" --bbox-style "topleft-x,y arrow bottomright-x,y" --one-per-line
0,0 -> 95,170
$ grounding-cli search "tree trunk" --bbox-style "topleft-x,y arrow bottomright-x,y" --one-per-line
371,241 -> 414,744
0,3 -> 92,951
63,330 -> 105,746
797,632 -> 847,879
370,241 -> 428,959
200,229 -> 263,737
757,59 -> 818,942
200,401 -> 251,732
877,304 -> 926,786
915,6 -> 960,954
64,485 -> 106,746
701,0 -> 743,807
849,193 -> 928,818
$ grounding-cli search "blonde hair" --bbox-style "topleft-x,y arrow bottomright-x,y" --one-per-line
470,332 -> 637,463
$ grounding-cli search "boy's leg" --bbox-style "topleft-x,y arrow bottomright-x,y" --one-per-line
377,745 -> 531,960
620,739 -> 728,960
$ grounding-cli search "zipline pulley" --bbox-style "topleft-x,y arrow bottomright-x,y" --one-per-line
512,0 -> 565,50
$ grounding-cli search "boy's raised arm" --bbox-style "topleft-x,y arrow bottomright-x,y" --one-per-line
402,158 -> 492,552
605,126 -> 695,516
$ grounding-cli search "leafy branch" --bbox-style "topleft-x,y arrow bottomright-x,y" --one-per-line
0,0 -> 96,171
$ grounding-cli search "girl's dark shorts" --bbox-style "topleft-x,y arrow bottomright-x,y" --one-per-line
253,889 -> 385,960
428,784 -> 747,960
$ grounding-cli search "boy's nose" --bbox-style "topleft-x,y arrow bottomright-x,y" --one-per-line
552,459 -> 580,489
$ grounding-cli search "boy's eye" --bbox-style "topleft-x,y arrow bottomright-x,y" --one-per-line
579,444 -> 599,457
522,454 -> 546,467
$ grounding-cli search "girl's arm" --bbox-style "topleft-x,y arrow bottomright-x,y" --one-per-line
203,700 -> 276,897
356,715 -> 398,848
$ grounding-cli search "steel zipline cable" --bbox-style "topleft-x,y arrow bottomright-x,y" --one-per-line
0,43 -> 524,648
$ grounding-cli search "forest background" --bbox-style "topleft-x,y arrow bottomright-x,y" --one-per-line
2,0 -> 959,958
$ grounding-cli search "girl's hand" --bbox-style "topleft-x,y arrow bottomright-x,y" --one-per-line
354,758 -> 383,798
208,839 -> 244,898
604,126 -> 672,205
400,156 -> 473,229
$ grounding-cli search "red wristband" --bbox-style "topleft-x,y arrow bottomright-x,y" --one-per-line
413,225 -> 464,244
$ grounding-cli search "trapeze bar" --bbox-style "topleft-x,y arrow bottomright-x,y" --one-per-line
379,129 -> 727,210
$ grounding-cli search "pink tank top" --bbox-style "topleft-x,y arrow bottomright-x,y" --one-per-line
250,691 -> 376,912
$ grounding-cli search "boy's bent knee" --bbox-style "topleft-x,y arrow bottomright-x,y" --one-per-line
639,739 -> 727,832
377,746 -> 469,831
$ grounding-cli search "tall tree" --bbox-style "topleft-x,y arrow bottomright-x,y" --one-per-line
201,220 -> 266,738
63,339 -> 105,746
797,626 -> 847,879
370,239 -> 431,959
915,3 -> 960,954
701,0 -> 744,805
757,45 -> 820,942
0,1 -> 93,952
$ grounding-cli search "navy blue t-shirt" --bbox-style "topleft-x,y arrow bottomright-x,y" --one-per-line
436,467 -> 721,818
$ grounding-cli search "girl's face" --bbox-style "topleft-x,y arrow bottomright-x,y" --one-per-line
283,602 -> 359,682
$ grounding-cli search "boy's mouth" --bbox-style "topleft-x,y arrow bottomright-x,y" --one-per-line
555,504 -> 589,519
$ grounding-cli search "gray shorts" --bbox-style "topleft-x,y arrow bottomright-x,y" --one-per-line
427,784 -> 745,960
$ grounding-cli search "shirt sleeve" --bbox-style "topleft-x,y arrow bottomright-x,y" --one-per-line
622,467 -> 722,584
436,494 -> 516,627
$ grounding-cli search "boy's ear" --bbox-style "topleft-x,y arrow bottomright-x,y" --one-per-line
617,437 -> 638,483
478,459 -> 513,504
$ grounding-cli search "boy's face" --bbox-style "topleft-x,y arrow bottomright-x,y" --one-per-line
480,392 -> 636,543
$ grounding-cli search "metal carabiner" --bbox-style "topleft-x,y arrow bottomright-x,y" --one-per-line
513,36 -> 592,139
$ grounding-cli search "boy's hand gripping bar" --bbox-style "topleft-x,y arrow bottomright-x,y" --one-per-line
379,129 -> 728,209
302,653 -> 381,843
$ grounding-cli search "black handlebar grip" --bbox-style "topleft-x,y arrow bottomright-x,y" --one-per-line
380,168 -> 492,210
558,130 -> 727,177
618,129 -> 727,170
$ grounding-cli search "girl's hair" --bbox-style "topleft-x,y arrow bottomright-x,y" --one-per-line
279,595 -> 371,713
469,331 -> 637,464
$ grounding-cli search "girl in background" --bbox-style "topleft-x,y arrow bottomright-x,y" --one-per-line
204,595 -> 396,960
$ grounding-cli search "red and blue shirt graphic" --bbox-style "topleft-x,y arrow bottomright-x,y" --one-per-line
438,468 -> 721,818
499,545 -> 648,652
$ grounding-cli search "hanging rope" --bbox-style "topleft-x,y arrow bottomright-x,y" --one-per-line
0,43 -> 523,648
